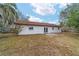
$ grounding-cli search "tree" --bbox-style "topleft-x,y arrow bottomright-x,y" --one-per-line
60,3 -> 79,32
0,3 -> 19,32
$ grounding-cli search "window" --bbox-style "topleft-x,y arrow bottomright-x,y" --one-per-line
44,27 -> 48,33
52,27 -> 54,30
29,27 -> 33,30
58,27 -> 60,30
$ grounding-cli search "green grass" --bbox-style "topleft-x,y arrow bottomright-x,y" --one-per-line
0,32 -> 79,56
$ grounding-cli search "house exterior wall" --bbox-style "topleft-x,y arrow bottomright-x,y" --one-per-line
48,27 -> 61,33
18,26 -> 44,35
18,25 -> 61,35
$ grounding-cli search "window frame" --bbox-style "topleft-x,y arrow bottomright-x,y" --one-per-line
52,27 -> 54,30
29,26 -> 33,30
58,27 -> 60,30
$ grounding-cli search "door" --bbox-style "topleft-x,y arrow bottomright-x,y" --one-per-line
44,27 -> 48,33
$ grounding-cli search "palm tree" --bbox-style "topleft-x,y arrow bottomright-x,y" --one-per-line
0,3 -> 19,32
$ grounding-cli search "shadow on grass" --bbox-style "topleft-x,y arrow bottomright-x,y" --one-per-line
0,36 -> 9,39
0,34 -> 17,39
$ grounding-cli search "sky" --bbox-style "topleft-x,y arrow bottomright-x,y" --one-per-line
16,3 -> 67,24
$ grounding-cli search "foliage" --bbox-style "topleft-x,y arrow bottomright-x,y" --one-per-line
0,3 -> 19,32
60,3 -> 79,32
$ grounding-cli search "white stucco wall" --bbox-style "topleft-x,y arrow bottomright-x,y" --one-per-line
48,27 -> 61,33
18,26 -> 61,35
18,26 -> 44,35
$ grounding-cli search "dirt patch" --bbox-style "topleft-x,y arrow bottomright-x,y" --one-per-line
0,32 -> 78,55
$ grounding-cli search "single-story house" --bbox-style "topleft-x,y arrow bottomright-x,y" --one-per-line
15,20 -> 61,35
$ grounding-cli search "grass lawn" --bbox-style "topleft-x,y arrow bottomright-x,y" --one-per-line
0,32 -> 79,56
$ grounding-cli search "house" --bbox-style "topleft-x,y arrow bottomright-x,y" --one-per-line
15,20 -> 61,35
